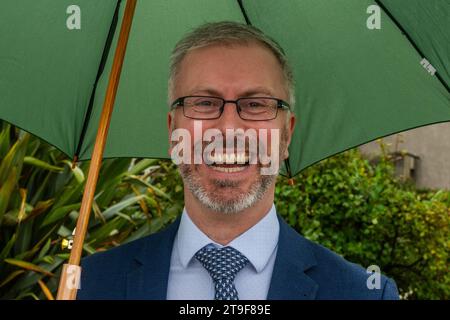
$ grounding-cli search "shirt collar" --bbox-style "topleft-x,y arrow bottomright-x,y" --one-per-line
175,204 -> 279,273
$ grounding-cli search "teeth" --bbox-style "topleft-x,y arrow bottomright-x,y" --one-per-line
207,152 -> 249,164
225,153 -> 235,164
210,166 -> 246,173
207,153 -> 223,163
236,153 -> 250,164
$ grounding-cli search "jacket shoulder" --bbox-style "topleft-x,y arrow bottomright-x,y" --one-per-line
81,234 -> 147,272
77,220 -> 179,300
304,237 -> 399,299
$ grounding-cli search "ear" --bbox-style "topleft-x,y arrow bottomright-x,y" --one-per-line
284,113 -> 296,159
167,111 -> 174,156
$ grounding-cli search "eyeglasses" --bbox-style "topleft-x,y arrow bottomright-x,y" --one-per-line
170,96 -> 291,121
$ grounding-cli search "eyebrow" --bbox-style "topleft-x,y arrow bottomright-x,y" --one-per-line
189,86 -> 275,97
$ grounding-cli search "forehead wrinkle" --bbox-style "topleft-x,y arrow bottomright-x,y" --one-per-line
188,86 -> 276,98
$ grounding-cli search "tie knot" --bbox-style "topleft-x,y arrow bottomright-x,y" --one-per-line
195,246 -> 249,281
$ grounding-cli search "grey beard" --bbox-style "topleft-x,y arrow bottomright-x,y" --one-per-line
178,126 -> 290,215
179,164 -> 275,214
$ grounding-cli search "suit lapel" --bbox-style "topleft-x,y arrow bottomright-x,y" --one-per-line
126,218 -> 181,299
267,216 -> 319,300
124,215 -> 317,300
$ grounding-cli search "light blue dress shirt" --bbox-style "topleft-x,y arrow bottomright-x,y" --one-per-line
166,204 -> 280,300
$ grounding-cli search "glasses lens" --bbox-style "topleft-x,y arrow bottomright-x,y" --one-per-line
238,98 -> 277,120
183,96 -> 223,119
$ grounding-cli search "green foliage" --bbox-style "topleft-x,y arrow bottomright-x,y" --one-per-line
275,145 -> 449,300
0,122 -> 183,299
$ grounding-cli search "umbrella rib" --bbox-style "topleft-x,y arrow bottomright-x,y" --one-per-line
284,158 -> 293,179
375,0 -> 449,93
236,0 -> 252,25
73,0 -> 123,161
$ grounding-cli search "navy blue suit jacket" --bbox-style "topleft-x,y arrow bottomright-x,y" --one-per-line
77,216 -> 399,300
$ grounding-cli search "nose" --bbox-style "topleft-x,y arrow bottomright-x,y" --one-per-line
214,101 -> 245,131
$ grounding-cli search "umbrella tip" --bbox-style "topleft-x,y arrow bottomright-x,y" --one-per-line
71,155 -> 78,169
288,178 -> 295,186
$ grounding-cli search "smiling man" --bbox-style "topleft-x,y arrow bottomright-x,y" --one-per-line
78,21 -> 399,300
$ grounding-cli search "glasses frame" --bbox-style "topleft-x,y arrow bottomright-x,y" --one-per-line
170,95 -> 291,121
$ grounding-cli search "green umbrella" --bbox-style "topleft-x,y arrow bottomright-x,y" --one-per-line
0,0 -> 449,299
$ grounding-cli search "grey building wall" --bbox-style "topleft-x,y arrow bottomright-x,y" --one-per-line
359,122 -> 450,190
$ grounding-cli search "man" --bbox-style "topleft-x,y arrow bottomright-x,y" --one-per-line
78,22 -> 399,300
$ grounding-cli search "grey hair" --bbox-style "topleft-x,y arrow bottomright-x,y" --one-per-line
168,21 -> 296,110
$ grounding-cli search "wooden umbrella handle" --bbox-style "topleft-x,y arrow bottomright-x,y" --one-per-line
56,0 -> 137,300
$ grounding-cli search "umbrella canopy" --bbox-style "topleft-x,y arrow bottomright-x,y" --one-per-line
0,0 -> 449,176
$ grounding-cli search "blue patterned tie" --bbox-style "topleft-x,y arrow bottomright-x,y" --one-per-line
195,246 -> 249,300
